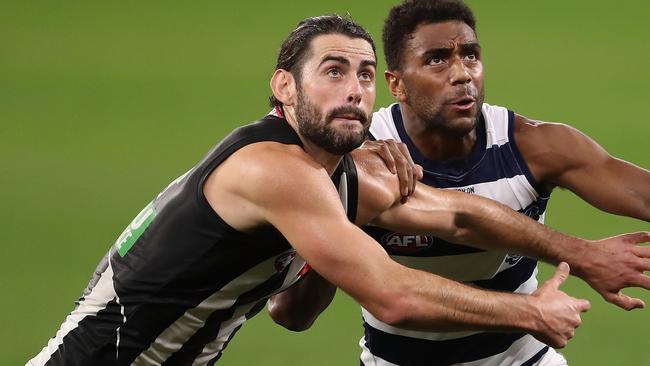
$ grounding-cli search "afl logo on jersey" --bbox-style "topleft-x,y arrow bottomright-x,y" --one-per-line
275,251 -> 296,272
381,232 -> 434,253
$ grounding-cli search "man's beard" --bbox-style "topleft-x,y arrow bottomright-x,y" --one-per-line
295,90 -> 370,155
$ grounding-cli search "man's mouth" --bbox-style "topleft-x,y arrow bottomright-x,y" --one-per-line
448,96 -> 476,110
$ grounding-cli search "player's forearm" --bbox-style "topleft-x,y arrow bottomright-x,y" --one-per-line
448,194 -> 590,267
267,270 -> 336,332
382,266 -> 542,333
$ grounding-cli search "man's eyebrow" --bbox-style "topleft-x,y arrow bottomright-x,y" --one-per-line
460,42 -> 481,52
361,59 -> 377,69
318,55 -> 350,68
421,42 -> 481,58
421,47 -> 453,59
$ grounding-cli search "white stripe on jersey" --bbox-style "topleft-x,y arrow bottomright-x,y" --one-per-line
28,250 -> 118,366
132,249 -> 307,365
192,303 -> 256,366
389,250 -> 507,281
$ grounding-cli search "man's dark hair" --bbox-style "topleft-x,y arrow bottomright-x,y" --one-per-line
383,0 -> 476,71
269,14 -> 376,108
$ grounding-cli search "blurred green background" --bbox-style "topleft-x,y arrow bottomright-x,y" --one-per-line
2,1 -> 648,364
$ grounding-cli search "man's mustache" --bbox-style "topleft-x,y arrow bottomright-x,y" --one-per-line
326,106 -> 370,126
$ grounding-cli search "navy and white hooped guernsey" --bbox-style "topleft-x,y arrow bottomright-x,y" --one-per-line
361,103 -> 552,366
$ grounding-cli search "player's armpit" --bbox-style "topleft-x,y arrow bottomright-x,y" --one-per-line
514,114 -> 650,221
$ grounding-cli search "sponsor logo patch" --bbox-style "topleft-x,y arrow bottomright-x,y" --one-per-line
381,232 -> 434,253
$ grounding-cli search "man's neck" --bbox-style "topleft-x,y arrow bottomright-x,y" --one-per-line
400,104 -> 478,162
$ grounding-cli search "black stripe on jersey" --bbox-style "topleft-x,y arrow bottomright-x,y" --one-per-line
471,257 -> 537,292
160,265 -> 294,365
161,306 -> 239,365
521,346 -> 549,366
204,301 -> 266,366
363,324 -> 526,366
333,153 -> 359,223
45,298 -> 124,366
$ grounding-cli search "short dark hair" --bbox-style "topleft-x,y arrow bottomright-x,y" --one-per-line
383,0 -> 476,71
269,14 -> 376,108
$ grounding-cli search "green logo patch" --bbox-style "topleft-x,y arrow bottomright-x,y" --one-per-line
114,202 -> 157,257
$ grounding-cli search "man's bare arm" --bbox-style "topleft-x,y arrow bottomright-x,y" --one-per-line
354,149 -> 650,311
206,142 -> 588,347
513,114 -> 650,308
514,114 -> 650,221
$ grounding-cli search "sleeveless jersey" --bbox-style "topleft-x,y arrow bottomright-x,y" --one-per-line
360,103 -> 551,366
28,113 -> 359,366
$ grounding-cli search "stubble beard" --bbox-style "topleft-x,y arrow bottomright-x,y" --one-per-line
295,89 -> 371,155
407,88 -> 485,138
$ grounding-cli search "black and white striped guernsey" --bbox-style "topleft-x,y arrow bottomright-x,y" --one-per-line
361,103 -> 551,366
28,112 -> 359,366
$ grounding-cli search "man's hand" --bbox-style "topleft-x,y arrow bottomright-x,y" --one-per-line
360,139 -> 423,200
572,231 -> 650,310
529,262 -> 591,348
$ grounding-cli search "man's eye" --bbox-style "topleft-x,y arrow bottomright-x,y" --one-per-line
464,53 -> 477,61
428,57 -> 444,65
327,68 -> 341,77
359,72 -> 374,81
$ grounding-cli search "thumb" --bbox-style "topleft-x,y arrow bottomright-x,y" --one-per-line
415,165 -> 424,180
547,262 -> 570,289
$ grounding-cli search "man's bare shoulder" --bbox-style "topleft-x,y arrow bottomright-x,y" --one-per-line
203,141 -> 336,230
513,113 -> 603,185
213,141 -> 329,199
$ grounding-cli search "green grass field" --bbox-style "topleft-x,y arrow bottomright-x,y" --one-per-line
2,1 -> 648,364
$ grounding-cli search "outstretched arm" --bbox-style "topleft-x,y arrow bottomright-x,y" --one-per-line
206,142 -> 588,347
513,114 -> 650,308
354,148 -> 650,311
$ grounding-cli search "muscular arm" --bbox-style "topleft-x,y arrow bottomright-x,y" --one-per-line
514,114 -> 650,221
512,115 -> 650,308
206,142 -> 586,346
355,148 -> 591,260
355,143 -> 650,311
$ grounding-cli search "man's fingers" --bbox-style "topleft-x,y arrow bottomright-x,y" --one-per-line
547,262 -> 570,289
635,258 -> 650,271
621,231 -> 650,244
628,273 -> 650,291
632,245 -> 650,259
396,142 -> 417,196
414,164 -> 424,180
606,292 -> 645,310
574,298 -> 591,312
380,144 -> 397,174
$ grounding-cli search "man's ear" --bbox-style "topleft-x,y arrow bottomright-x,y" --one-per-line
270,69 -> 297,106
385,70 -> 407,103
